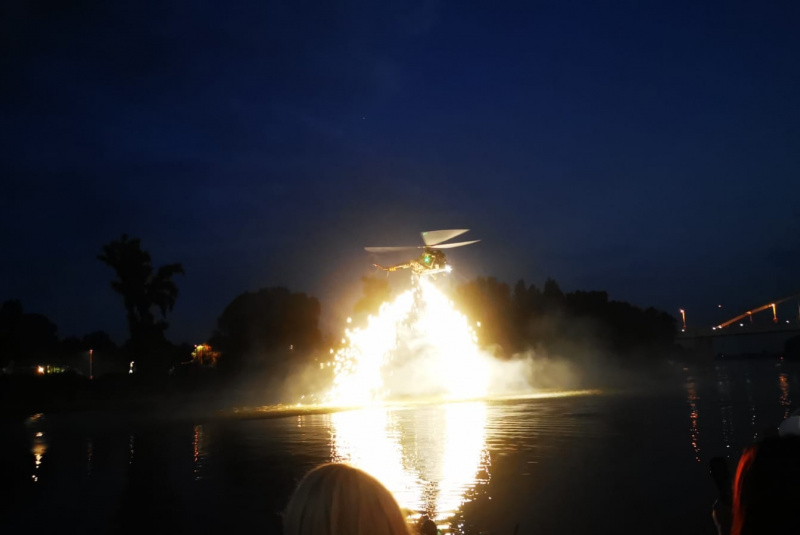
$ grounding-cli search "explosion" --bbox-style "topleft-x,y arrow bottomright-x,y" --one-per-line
326,277 -> 489,406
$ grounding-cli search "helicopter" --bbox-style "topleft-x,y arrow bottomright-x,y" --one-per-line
365,229 -> 480,277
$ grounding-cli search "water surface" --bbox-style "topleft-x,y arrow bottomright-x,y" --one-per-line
2,360 -> 797,535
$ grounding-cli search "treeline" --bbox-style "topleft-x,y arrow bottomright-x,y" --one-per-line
0,234 -> 190,378
454,277 -> 677,360
0,233 -> 678,383
0,299 -> 124,374
203,274 -> 678,382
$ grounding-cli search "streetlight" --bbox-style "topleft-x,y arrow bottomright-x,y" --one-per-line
679,309 -> 686,331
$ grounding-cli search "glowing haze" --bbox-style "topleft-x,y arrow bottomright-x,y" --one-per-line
326,277 -> 490,406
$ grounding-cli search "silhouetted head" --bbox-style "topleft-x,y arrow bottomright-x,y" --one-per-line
732,435 -> 800,535
418,515 -> 438,535
284,463 -> 410,535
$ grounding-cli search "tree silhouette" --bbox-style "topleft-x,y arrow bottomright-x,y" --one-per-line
0,300 -> 59,369
98,235 -> 184,373
81,330 -> 119,354
210,287 -> 321,374
455,276 -> 676,360
542,278 -> 565,309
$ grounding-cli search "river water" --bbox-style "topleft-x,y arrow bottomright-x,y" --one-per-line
2,359 -> 798,535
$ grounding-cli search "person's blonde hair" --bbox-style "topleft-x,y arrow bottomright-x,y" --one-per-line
284,463 -> 410,535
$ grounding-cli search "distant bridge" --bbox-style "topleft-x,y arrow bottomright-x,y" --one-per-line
679,322 -> 800,339
677,293 -> 800,356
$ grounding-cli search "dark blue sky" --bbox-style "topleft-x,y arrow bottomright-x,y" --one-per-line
2,0 -> 799,343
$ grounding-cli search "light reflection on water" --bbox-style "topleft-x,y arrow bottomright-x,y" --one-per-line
31,434 -> 46,483
685,373 -> 701,463
192,425 -> 208,480
716,365 -> 734,457
6,364 -> 800,535
329,402 -> 489,523
778,372 -> 791,419
744,370 -> 758,441
26,413 -> 47,483
87,438 -> 93,477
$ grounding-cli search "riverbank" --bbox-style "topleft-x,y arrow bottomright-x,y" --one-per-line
0,355 -> 731,424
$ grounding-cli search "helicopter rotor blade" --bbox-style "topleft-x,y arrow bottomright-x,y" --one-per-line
429,239 -> 480,249
421,229 -> 470,246
364,246 -> 422,253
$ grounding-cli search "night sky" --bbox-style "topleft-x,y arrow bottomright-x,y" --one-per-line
3,1 -> 799,344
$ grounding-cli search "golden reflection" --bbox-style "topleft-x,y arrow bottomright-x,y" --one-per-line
31,431 -> 47,483
685,376 -> 701,463
329,402 -> 489,528
436,403 -> 489,521
778,372 -> 791,419
330,408 -> 422,510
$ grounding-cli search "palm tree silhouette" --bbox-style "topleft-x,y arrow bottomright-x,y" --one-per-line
98,234 -> 184,371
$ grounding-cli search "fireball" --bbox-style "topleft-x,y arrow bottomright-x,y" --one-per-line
327,277 -> 489,405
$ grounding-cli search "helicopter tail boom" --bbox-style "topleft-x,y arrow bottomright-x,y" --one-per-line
373,263 -> 411,272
